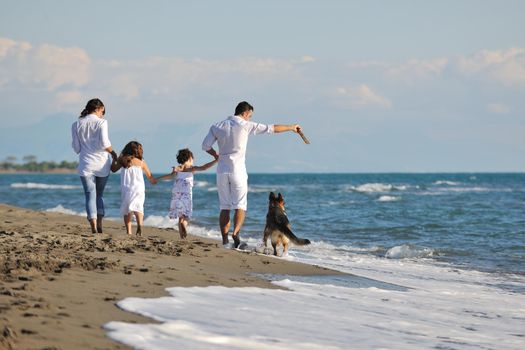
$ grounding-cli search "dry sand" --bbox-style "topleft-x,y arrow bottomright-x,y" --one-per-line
0,204 -> 340,350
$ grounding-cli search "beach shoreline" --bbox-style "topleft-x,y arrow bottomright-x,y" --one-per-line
0,204 -> 341,350
0,169 -> 77,174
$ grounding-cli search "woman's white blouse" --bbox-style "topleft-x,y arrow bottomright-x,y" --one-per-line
71,114 -> 112,177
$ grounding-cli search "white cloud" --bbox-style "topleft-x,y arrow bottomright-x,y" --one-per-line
386,58 -> 448,79
455,48 -> 525,86
335,85 -> 391,109
486,103 -> 510,114
347,48 -> 525,87
348,57 -> 448,82
0,37 -> 91,91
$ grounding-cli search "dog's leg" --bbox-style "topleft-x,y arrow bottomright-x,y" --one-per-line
272,241 -> 278,256
282,241 -> 289,256
263,226 -> 270,247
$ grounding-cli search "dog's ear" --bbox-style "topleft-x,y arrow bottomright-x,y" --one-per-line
269,192 -> 276,200
277,193 -> 283,202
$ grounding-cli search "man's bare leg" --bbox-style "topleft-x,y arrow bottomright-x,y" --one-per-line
220,209 -> 231,244
232,209 -> 246,248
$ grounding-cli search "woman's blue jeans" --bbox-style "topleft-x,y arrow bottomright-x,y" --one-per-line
80,175 -> 109,220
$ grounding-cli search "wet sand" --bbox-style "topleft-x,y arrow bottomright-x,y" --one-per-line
0,204 -> 340,349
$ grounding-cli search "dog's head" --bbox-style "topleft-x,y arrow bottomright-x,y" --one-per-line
269,192 -> 285,210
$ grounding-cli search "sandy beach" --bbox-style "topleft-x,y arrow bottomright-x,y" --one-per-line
0,204 -> 340,350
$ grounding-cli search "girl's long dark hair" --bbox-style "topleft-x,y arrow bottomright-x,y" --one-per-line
79,98 -> 105,118
119,141 -> 143,168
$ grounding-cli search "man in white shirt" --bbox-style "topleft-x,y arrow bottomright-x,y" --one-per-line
202,101 -> 302,248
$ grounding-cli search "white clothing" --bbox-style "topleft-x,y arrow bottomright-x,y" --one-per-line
120,164 -> 145,216
71,114 -> 112,177
173,171 -> 194,194
168,172 -> 194,219
202,115 -> 274,175
216,172 -> 248,211
169,192 -> 193,219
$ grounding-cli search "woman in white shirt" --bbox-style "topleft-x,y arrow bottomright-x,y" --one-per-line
71,98 -> 117,233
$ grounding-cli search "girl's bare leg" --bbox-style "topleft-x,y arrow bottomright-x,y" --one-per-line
178,216 -> 188,239
135,212 -> 144,236
124,214 -> 132,235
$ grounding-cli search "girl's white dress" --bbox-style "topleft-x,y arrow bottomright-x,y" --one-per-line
120,162 -> 145,216
168,171 -> 193,219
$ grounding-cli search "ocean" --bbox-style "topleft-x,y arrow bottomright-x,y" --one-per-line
1,173 -> 524,349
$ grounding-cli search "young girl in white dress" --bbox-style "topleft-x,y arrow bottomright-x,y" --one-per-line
112,141 -> 157,235
158,148 -> 217,238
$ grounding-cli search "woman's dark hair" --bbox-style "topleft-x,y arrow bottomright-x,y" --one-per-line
176,148 -> 193,164
120,141 -> 143,168
79,98 -> 105,118
234,101 -> 253,116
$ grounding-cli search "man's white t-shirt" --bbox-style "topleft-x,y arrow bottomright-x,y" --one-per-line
202,115 -> 274,174
71,114 -> 112,177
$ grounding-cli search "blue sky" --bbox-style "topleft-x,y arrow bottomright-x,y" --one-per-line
1,0 -> 524,172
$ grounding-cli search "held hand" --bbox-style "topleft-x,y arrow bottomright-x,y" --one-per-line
151,177 -> 158,185
293,124 -> 302,133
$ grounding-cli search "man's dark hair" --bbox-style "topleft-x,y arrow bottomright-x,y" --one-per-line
176,148 -> 194,164
234,101 -> 254,116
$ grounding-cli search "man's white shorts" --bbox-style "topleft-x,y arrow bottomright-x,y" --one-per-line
216,173 -> 248,211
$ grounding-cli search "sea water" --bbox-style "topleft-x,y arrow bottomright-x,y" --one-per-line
1,173 -> 524,348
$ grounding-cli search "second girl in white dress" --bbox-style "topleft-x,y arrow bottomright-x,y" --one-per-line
158,148 -> 217,238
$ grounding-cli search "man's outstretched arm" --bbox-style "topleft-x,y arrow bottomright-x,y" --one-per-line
273,124 -> 301,133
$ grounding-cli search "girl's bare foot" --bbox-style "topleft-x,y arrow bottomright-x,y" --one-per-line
136,226 -> 142,236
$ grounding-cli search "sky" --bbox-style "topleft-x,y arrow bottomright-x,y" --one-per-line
1,0 -> 524,172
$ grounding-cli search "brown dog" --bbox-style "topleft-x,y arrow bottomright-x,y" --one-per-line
263,192 -> 311,256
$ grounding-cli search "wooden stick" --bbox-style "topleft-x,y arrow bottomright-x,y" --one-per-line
298,130 -> 310,144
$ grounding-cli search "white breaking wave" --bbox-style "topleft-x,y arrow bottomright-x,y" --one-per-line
194,181 -> 211,188
143,215 -> 177,229
45,205 -> 85,216
346,183 -> 409,193
385,244 -> 434,259
377,195 -> 400,202
11,182 -> 81,190
433,180 -> 461,186
248,186 -> 277,193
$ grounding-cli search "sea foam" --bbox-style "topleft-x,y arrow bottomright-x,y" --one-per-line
45,205 -> 85,216
11,182 -> 81,190
385,244 -> 434,259
105,268 -> 524,350
378,195 -> 400,202
346,183 -> 409,193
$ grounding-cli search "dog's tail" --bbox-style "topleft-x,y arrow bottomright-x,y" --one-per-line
283,227 -> 311,246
